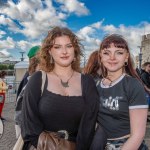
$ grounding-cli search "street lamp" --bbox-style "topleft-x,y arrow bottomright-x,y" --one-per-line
19,52 -> 25,61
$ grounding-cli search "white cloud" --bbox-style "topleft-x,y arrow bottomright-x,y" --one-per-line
55,0 -> 89,16
0,49 -> 11,57
100,22 -> 150,55
16,40 -> 41,52
77,21 -> 103,58
0,31 -> 6,38
91,19 -> 104,29
76,20 -> 150,60
102,24 -> 117,33
0,37 -> 15,49
16,40 -> 32,51
0,0 -> 88,39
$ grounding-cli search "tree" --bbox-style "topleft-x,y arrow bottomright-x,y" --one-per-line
8,64 -> 14,70
0,64 -> 8,70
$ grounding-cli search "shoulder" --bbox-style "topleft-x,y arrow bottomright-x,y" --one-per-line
124,75 -> 143,86
141,71 -> 149,77
26,71 -> 43,87
30,71 -> 42,80
124,75 -> 146,95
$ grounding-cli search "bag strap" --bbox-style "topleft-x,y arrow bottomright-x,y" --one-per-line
41,70 -> 46,96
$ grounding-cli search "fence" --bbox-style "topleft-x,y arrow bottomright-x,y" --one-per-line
4,76 -> 20,103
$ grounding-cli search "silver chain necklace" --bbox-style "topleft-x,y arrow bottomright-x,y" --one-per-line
53,71 -> 74,88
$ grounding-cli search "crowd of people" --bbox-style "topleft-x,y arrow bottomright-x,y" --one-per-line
1,26 -> 150,150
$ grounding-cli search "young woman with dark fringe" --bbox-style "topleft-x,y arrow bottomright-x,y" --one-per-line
94,34 -> 148,150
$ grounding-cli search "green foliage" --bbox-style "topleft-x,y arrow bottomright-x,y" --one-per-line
0,64 -> 14,70
0,64 -> 8,70
8,64 -> 14,70
0,64 -> 15,75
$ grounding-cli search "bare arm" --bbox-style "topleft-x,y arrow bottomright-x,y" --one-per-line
122,108 -> 148,150
0,82 -> 8,91
0,86 -> 8,90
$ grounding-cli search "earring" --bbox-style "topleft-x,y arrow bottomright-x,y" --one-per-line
124,62 -> 128,66
50,55 -> 54,64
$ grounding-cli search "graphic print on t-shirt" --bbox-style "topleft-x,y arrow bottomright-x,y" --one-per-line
101,96 -> 123,111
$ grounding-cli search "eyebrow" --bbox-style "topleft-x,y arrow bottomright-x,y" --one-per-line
53,43 -> 72,46
103,49 -> 125,52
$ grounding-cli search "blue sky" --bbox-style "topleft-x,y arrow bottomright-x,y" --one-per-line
0,0 -> 150,63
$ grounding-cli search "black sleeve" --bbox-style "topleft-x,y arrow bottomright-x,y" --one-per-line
76,74 -> 99,150
21,71 -> 44,148
128,78 -> 148,108
141,72 -> 150,88
16,72 -> 29,98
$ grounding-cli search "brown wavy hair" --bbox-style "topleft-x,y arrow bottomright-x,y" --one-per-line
99,34 -> 140,79
28,52 -> 40,75
39,26 -> 83,72
83,50 -> 101,77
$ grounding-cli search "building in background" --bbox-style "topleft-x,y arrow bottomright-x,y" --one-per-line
135,34 -> 150,69
1,60 -> 19,65
141,34 -> 150,63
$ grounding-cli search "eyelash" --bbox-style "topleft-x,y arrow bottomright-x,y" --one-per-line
117,52 -> 124,55
67,45 -> 73,48
54,46 -> 60,49
103,52 -> 124,55
53,45 -> 73,49
103,52 -> 109,55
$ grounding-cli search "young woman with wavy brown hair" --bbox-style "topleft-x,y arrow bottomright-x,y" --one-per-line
21,26 -> 102,150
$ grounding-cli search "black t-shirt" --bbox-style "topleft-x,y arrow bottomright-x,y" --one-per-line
21,71 -> 99,150
97,74 -> 148,139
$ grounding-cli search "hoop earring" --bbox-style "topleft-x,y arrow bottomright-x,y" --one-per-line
124,62 -> 128,66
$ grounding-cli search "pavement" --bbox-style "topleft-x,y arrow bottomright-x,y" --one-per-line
0,96 -> 150,150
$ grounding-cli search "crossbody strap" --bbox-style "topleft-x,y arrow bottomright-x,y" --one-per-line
41,70 -> 46,96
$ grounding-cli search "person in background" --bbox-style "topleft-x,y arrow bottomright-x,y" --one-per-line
16,45 -> 41,98
20,26 -> 103,150
83,51 -> 107,150
141,62 -> 150,121
83,50 -> 101,82
0,71 -> 8,120
15,45 -> 41,138
141,62 -> 150,89
94,34 -> 148,150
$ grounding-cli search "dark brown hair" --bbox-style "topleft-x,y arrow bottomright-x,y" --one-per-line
0,71 -> 7,78
99,34 -> 139,79
40,26 -> 83,72
83,50 -> 101,77
142,62 -> 150,69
